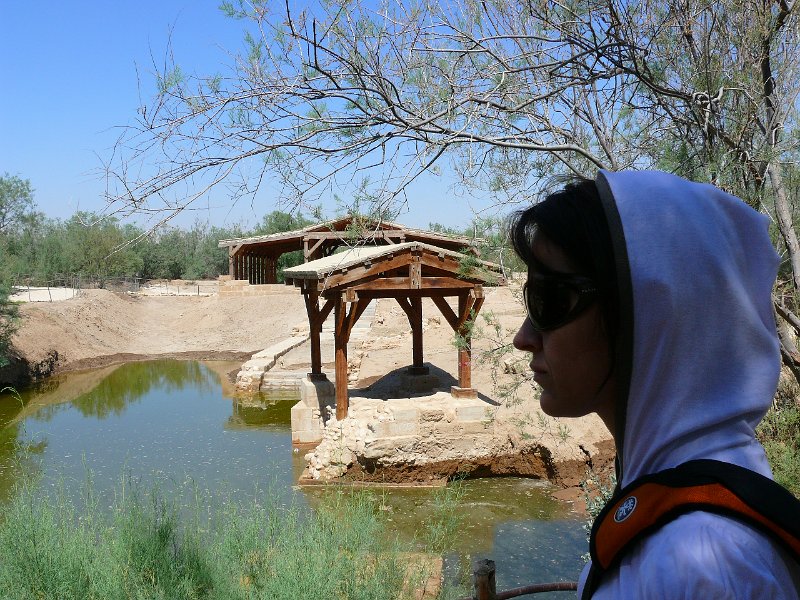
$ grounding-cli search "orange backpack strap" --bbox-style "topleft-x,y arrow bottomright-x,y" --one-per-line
581,459 -> 800,599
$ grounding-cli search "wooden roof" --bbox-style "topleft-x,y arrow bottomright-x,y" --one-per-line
283,241 -> 503,294
218,217 -> 479,255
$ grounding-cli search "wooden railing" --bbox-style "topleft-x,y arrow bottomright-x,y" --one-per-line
463,559 -> 578,600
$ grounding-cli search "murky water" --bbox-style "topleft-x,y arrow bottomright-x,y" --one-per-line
0,360 -> 586,594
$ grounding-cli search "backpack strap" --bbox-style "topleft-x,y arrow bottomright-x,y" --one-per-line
581,459 -> 800,599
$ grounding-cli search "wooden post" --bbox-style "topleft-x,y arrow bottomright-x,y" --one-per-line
308,286 -> 322,377
228,249 -> 234,278
458,293 -> 472,389
410,255 -> 422,288
472,559 -> 496,600
411,296 -> 423,369
334,294 -> 349,420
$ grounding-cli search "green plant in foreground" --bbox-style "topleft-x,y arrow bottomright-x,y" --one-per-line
421,479 -> 465,554
580,469 -> 617,563
757,396 -> 800,498
0,477 -> 443,600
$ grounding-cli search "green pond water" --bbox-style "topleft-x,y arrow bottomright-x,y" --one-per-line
0,360 -> 586,594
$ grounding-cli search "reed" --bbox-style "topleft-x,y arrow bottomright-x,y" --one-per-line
0,477 -> 439,599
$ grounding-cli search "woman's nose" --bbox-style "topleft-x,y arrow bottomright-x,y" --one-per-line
513,317 -> 542,353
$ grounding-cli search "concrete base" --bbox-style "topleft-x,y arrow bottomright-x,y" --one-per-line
450,386 -> 478,399
302,391 -> 498,480
292,376 -> 336,444
401,372 -> 440,394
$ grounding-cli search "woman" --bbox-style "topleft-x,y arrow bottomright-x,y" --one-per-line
511,171 -> 800,598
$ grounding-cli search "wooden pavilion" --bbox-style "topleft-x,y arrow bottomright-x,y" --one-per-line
218,217 -> 479,284
282,242 -> 504,420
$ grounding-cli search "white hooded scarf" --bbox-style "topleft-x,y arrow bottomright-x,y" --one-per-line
578,170 -> 800,598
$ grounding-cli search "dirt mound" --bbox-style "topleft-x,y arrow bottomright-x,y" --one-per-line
2,288 -> 306,386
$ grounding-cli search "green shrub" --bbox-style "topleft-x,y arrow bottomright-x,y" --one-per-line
757,395 -> 800,498
0,479 -> 433,599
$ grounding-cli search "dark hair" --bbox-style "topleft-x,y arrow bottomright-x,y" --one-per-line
509,176 -> 619,342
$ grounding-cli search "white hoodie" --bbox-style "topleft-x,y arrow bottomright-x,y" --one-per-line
578,170 -> 800,598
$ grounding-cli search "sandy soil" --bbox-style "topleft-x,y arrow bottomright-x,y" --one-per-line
7,288 -> 307,374
4,283 -> 615,499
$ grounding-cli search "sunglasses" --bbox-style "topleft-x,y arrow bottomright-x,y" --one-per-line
523,272 -> 598,331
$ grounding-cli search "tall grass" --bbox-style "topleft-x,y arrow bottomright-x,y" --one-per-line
757,377 -> 800,497
0,477 -> 441,600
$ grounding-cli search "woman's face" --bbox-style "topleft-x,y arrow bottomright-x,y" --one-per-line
512,234 -> 616,431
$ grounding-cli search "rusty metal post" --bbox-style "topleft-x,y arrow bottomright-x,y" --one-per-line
472,559 -> 496,600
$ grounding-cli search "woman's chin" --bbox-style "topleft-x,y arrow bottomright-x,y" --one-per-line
537,390 -> 559,416
538,391 -> 587,419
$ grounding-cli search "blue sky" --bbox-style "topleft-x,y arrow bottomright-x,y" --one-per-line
1,2 -> 496,231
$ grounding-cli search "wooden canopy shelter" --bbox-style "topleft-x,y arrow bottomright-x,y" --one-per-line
218,217 -> 479,285
283,242 -> 504,419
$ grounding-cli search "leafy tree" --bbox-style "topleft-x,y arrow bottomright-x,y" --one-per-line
60,212 -> 143,282
254,210 -> 312,236
0,174 -> 36,367
105,0 -> 800,379
0,174 -> 34,235
428,223 -> 461,236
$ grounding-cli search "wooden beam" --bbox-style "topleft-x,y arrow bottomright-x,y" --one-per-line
304,231 -> 356,240
325,288 -> 465,300
347,277 -> 474,292
396,297 -> 420,324
350,297 -> 372,329
419,253 -> 462,274
456,291 -> 477,332
322,253 -> 411,288
431,295 -> 459,330
344,298 -> 364,339
418,264 -> 463,278
312,297 -> 335,330
307,237 -> 326,260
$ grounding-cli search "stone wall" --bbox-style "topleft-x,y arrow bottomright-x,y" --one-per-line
300,392 -> 496,480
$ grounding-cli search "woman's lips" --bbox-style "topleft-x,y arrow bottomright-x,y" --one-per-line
530,363 -> 548,383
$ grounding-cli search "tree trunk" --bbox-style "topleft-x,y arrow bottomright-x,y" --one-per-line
767,164 -> 800,293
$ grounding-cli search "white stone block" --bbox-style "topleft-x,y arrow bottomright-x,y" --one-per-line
455,405 -> 491,422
